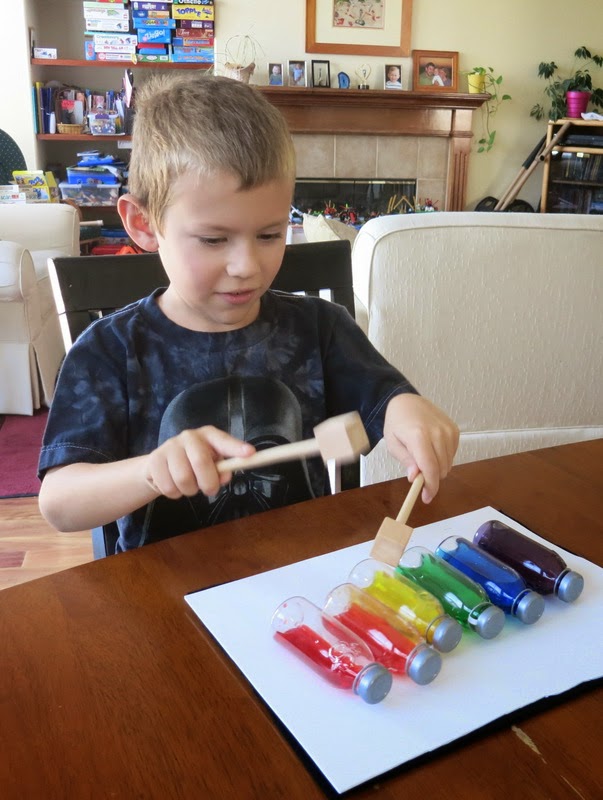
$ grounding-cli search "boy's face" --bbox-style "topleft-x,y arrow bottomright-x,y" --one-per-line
153,172 -> 292,332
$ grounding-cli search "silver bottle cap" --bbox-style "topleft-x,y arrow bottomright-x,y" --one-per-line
515,591 -> 545,625
354,663 -> 393,704
407,645 -> 442,685
431,616 -> 463,652
557,570 -> 584,603
474,605 -> 505,639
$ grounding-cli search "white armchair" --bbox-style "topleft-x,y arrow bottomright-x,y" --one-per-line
352,212 -> 603,484
0,203 -> 79,414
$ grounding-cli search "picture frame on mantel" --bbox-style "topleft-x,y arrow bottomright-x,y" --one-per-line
305,0 -> 413,57
412,50 -> 459,92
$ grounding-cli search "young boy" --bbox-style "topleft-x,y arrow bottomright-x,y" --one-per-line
39,73 -> 458,552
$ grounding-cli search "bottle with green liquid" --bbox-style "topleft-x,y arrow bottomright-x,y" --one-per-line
348,558 -> 462,653
397,546 -> 506,639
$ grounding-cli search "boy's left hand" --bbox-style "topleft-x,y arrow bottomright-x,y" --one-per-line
383,393 -> 460,504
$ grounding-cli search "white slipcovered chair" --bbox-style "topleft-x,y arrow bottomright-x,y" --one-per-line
351,212 -> 603,484
0,203 -> 79,414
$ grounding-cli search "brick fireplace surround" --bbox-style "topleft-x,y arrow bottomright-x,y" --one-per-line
261,87 -> 487,211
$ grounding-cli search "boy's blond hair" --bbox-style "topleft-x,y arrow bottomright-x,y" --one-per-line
127,73 -> 296,231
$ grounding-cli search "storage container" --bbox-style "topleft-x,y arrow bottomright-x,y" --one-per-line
88,111 -> 120,136
59,181 -> 121,206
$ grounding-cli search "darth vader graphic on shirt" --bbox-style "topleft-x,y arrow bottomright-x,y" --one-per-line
141,376 -> 316,544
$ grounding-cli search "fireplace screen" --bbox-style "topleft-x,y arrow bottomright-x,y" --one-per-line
292,178 -> 417,224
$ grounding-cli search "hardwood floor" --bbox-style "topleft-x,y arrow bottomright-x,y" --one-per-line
0,496 -> 93,590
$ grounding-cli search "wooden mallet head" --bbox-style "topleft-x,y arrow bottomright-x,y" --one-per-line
370,474 -> 424,567
312,411 -> 370,464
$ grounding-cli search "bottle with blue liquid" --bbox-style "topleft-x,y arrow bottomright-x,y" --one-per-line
436,536 -> 545,624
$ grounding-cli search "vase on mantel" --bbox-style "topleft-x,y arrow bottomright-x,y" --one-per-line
565,90 -> 591,118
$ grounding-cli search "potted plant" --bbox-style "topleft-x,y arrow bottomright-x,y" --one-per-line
530,46 -> 603,121
465,66 -> 511,152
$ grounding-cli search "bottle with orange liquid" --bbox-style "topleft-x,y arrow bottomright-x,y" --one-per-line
323,582 -> 442,685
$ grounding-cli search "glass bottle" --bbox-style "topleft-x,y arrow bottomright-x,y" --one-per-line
271,595 -> 393,704
397,546 -> 506,639
473,520 -> 584,602
348,558 -> 462,653
323,583 -> 442,685
436,536 -> 545,624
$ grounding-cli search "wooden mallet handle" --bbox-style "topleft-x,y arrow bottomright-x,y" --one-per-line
396,474 -> 424,523
216,411 -> 369,474
216,439 -> 319,473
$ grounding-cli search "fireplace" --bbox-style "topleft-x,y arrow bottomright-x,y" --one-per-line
260,87 -> 487,211
292,177 -> 418,223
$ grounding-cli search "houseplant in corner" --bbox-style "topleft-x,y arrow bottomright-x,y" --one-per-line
465,66 -> 511,152
530,46 -> 603,121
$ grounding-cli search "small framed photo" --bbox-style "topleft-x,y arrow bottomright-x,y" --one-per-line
267,62 -> 284,86
311,59 -> 331,88
412,50 -> 459,92
384,63 -> 403,90
288,60 -> 307,87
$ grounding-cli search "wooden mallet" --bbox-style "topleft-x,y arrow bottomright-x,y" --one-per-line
215,411 -> 369,474
369,474 -> 425,566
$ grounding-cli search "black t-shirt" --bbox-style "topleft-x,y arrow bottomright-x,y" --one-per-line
40,289 -> 416,550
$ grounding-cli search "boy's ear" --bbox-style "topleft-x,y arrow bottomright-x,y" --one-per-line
117,194 -> 160,252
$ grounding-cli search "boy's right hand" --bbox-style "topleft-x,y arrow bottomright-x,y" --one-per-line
143,426 -> 256,500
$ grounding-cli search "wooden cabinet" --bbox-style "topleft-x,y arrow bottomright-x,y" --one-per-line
540,118 -> 603,214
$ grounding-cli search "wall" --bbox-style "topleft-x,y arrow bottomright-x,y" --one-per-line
2,0 -> 602,209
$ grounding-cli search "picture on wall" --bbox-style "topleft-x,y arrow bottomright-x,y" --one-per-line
288,60 -> 307,87
412,50 -> 458,92
384,63 -> 403,89
311,60 -> 331,88
333,0 -> 384,29
268,62 -> 284,86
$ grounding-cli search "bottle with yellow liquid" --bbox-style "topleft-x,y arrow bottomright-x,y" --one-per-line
348,558 -> 462,653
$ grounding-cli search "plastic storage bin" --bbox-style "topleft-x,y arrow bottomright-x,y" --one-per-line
66,166 -> 120,185
59,181 -> 121,206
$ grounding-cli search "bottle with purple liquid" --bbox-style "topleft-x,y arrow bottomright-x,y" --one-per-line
473,520 -> 584,603
436,536 -> 545,624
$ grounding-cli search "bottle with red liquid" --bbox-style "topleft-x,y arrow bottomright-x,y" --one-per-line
473,520 -> 585,603
436,536 -> 545,624
271,596 -> 393,704
323,583 -> 442,685
348,558 -> 462,653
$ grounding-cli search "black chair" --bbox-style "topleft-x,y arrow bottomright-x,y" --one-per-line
49,239 -> 354,348
49,239 -> 356,556
48,252 -> 169,349
0,129 -> 27,185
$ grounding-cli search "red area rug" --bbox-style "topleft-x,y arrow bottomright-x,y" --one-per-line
0,409 -> 48,498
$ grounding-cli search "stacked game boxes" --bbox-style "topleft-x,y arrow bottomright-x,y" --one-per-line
81,0 -> 215,64
131,2 -> 176,63
170,1 -> 214,63
83,1 -> 137,62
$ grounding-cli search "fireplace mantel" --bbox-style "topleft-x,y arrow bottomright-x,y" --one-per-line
260,88 -> 488,210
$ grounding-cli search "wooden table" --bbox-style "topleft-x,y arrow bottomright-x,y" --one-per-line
1,440 -> 602,799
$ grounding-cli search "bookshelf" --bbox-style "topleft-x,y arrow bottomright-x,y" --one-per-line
540,119 -> 603,214
26,0 -> 214,217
